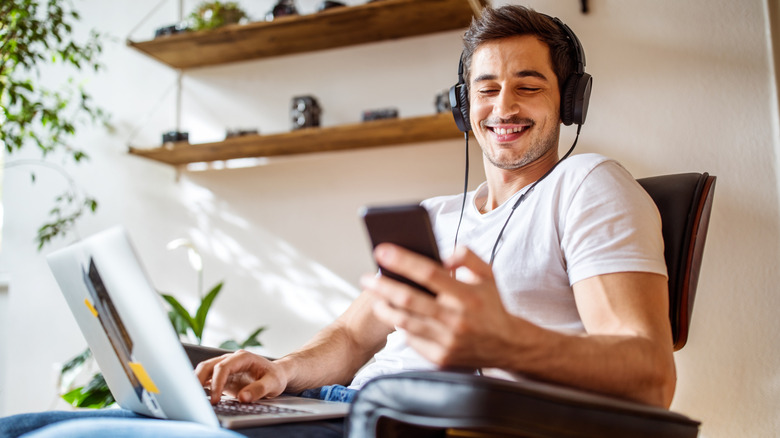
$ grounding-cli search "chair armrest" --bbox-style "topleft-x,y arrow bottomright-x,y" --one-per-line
348,371 -> 700,438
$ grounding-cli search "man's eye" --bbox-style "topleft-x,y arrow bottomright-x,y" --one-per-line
520,87 -> 541,92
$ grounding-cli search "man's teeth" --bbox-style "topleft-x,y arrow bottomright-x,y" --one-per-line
494,126 -> 526,135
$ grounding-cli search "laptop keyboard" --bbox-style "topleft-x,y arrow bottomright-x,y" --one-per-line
213,398 -> 308,417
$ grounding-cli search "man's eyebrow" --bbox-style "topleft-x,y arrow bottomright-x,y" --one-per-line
472,70 -> 550,83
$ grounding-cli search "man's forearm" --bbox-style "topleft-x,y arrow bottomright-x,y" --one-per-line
499,320 -> 676,407
275,324 -> 373,393
276,292 -> 392,394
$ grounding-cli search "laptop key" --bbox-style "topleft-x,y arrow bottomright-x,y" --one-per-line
214,399 -> 309,417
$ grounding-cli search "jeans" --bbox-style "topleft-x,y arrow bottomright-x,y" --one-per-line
299,385 -> 358,403
0,386 -> 351,438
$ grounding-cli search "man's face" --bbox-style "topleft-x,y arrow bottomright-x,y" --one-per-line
468,35 -> 561,171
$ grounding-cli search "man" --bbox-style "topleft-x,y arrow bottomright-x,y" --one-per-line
0,5 -> 675,438
196,0 -> 675,415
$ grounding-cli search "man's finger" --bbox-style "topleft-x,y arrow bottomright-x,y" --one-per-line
444,246 -> 495,283
207,350 -> 259,404
194,353 -> 234,386
373,243 -> 449,294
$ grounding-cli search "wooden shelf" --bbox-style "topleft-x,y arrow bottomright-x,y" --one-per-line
127,0 -> 487,69
128,113 -> 464,166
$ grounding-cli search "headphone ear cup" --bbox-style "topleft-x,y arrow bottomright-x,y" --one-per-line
449,83 -> 471,132
561,72 -> 592,126
560,75 -> 579,126
574,72 -> 592,126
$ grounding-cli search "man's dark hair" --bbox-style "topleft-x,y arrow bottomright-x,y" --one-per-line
462,5 -> 576,95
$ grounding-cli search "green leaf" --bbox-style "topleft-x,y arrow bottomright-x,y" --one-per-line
240,326 -> 266,348
168,309 -> 190,336
161,294 -> 198,339
61,387 -> 88,406
62,373 -> 115,408
218,340 -> 241,351
60,347 -> 92,375
193,282 -> 223,340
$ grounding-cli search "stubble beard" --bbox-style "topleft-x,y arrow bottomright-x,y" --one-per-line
482,120 -> 560,171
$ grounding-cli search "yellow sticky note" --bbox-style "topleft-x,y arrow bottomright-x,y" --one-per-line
84,299 -> 98,318
128,362 -> 160,394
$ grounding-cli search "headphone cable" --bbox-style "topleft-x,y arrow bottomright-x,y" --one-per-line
452,131 -> 470,252
488,124 -> 582,265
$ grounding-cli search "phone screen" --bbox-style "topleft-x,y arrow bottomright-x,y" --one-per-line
361,204 -> 441,295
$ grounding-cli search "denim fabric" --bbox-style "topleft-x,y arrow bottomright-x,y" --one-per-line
20,418 -> 244,438
299,385 -> 358,403
0,409 -> 344,438
0,409 -> 143,438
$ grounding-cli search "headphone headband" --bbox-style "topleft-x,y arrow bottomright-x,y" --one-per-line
549,16 -> 586,75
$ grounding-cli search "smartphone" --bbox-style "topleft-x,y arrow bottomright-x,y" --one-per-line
361,204 -> 441,295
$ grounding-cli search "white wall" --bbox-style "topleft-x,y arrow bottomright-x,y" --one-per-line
1,0 -> 779,436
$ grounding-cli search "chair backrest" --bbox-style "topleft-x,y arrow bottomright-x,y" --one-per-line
636,173 -> 716,351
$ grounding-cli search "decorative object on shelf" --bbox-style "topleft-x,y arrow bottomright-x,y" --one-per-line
154,22 -> 190,38
162,131 -> 189,143
266,0 -> 299,21
317,0 -> 346,12
435,90 -> 451,113
362,108 -> 399,122
189,1 -> 248,31
290,95 -> 322,130
225,128 -> 259,139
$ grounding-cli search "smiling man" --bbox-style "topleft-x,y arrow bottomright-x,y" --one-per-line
0,5 -> 677,438
362,7 -> 676,410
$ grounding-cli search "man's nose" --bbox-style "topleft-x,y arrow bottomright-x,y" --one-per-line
493,90 -> 520,118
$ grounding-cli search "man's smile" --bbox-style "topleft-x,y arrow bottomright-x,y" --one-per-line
484,121 -> 534,143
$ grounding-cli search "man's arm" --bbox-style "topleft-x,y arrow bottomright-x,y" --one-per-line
365,244 -> 676,408
195,290 -> 393,404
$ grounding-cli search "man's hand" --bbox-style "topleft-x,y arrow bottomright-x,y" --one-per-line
195,350 -> 288,405
363,243 -> 518,369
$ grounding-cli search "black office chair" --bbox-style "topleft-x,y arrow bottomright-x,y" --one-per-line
347,172 -> 716,438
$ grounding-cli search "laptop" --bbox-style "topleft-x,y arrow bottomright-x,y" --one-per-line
46,226 -> 350,429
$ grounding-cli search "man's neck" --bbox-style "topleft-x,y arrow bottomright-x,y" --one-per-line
480,150 -> 560,213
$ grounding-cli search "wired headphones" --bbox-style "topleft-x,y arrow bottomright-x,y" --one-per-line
449,14 -> 592,264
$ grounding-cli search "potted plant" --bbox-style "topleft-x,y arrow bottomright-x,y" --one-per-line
189,1 -> 248,31
1,0 -> 109,249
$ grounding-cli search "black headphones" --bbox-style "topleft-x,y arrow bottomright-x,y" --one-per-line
449,15 -> 592,132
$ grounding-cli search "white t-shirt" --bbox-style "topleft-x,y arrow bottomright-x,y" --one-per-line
349,153 -> 667,389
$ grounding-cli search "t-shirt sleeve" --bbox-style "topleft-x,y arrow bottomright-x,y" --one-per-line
561,161 -> 667,285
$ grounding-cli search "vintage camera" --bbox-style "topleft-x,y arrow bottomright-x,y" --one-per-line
435,90 -> 451,113
266,0 -> 299,21
225,128 -> 259,139
291,96 -> 322,130
154,22 -> 189,38
162,130 -> 189,143
362,108 -> 399,122
317,1 -> 346,12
